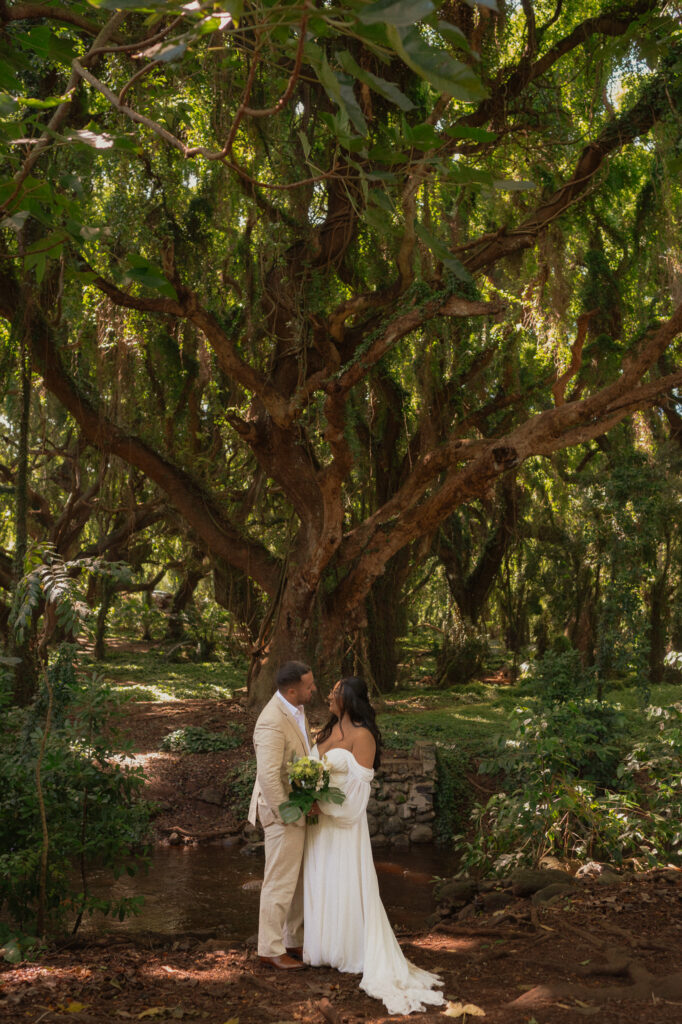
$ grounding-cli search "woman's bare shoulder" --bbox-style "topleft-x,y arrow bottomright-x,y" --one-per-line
351,726 -> 376,768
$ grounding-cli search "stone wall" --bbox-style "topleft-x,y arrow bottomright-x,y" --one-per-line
368,742 -> 437,848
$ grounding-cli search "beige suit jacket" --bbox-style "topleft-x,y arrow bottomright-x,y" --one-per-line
248,692 -> 313,828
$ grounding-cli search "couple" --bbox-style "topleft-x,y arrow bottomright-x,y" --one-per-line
247,660 -> 445,1015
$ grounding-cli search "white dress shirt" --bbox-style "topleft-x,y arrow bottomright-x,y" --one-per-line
276,689 -> 310,752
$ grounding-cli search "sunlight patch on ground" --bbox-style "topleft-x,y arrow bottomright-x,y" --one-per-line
408,934 -> 481,953
138,955 -> 237,984
117,684 -> 182,701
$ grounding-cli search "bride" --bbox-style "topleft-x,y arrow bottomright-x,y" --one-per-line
303,676 -> 445,1015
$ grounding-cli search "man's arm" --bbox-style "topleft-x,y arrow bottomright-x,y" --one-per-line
254,720 -> 289,817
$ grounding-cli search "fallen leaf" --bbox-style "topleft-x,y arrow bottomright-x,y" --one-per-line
59,1002 -> 89,1013
138,1010 -> 169,1020
443,1001 -> 486,1018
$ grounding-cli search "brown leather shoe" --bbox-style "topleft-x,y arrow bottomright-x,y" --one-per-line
258,953 -> 305,970
285,946 -> 303,960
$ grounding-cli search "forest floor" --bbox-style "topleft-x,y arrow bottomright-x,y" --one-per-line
2,646 -> 682,1024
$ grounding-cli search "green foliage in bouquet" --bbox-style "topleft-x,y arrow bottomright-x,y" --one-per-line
279,755 -> 345,825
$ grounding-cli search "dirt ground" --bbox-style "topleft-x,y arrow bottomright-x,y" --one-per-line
2,691 -> 682,1024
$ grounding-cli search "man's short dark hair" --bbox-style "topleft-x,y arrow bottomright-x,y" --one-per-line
276,661 -> 311,690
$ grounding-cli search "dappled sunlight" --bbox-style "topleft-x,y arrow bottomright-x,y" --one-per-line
407,934 -> 481,954
138,953 -> 240,985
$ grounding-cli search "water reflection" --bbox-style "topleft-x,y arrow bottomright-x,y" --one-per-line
81,843 -> 457,938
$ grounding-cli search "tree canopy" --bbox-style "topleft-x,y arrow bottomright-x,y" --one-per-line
0,0 -> 681,702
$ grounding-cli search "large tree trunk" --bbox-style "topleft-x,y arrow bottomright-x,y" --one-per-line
365,549 -> 411,693
247,578 -> 321,707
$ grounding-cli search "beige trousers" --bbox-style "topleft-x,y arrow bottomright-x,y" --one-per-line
258,819 -> 306,957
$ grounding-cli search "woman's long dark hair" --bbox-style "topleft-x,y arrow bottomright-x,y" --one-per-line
316,676 -> 382,769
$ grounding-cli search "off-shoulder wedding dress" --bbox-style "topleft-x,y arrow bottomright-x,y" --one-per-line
302,745 -> 445,1014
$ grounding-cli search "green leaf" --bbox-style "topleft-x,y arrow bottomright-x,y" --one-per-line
437,21 -> 475,57
358,0 -> 436,26
0,93 -> 18,116
0,59 -> 19,91
279,802 -> 303,823
414,223 -> 473,282
123,256 -> 177,299
368,189 -> 394,213
1,940 -> 21,964
386,25 -> 488,101
446,125 -> 498,142
315,56 -> 368,137
298,130 -> 311,160
337,51 -> 414,111
492,177 -> 535,191
22,94 -> 72,110
403,119 -> 441,150
89,0 -> 169,9
368,143 -> 408,163
362,204 -> 397,235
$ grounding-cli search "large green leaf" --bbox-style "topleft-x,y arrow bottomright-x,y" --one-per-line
446,125 -> 498,142
414,223 -> 473,282
337,51 -> 414,111
315,56 -> 368,137
358,0 -> 435,26
123,256 -> 178,299
386,25 -> 488,101
0,93 -> 18,117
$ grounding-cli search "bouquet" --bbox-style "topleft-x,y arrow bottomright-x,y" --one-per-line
279,755 -> 345,824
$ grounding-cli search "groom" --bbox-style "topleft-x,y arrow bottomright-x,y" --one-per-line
248,660 -> 317,970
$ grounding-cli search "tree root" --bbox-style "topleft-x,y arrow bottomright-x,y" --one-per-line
509,947 -> 682,1008
159,824 -> 240,842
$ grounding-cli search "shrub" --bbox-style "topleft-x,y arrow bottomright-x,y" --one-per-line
0,647 -> 151,941
455,698 -> 682,876
159,724 -> 244,753
434,748 -> 472,845
224,757 -> 257,821
524,648 -> 595,703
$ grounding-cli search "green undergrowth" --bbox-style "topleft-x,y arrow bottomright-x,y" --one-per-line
224,756 -> 257,821
159,724 -> 245,753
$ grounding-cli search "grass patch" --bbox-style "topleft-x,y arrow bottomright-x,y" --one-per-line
87,644 -> 247,701
378,687 -> 517,756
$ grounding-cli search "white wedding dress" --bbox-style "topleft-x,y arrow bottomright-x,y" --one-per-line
303,745 -> 445,1014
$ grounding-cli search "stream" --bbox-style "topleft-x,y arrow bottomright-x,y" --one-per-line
81,842 -> 458,939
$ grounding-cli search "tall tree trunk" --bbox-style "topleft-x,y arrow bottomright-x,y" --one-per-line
166,563 -> 204,641
93,578 -> 114,661
648,539 -> 671,686
11,300 -> 39,706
